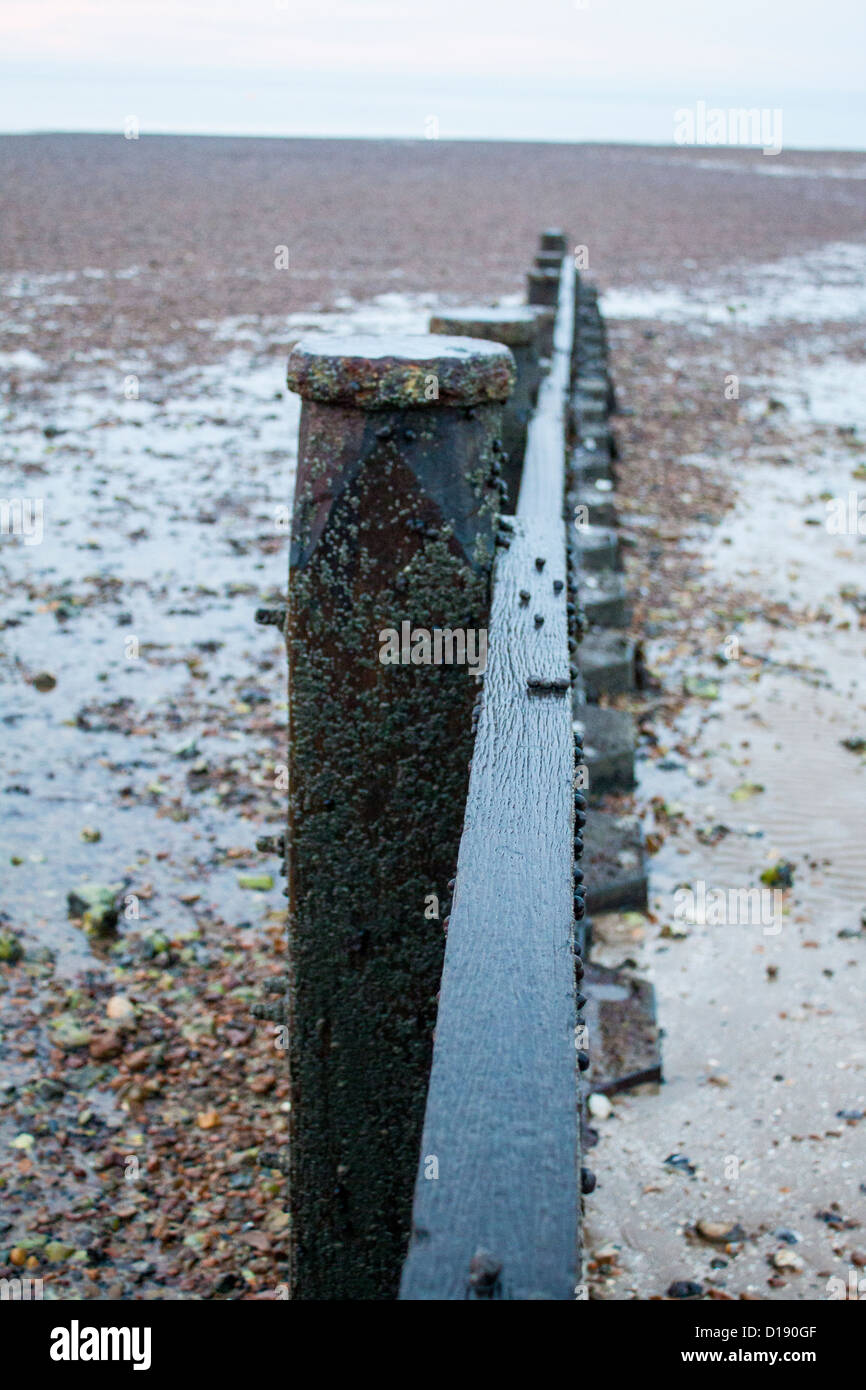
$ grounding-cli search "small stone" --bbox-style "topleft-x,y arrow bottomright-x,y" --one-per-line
0,930 -> 23,964
106,995 -> 135,1023
664,1153 -> 696,1175
667,1280 -> 703,1299
44,1241 -> 75,1264
89,1031 -> 123,1061
587,1092 -> 613,1120
80,827 -> 101,843
683,676 -> 719,700
249,1073 -> 276,1095
760,860 -> 795,888
237,874 -> 274,892
67,882 -> 121,936
771,1249 -> 804,1273
173,737 -> 199,760
197,1109 -> 220,1130
696,1219 -> 745,1244
593,1244 -> 620,1265
51,1015 -> 93,1051
32,671 -> 57,692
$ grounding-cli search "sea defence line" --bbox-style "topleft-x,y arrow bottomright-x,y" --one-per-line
254,229 -> 653,1298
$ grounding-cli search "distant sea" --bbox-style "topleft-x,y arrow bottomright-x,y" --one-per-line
1,65 -> 865,150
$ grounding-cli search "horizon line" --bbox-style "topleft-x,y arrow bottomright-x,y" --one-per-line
2,129 -> 866,156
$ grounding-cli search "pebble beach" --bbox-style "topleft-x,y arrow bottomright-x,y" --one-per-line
1,133 -> 865,1300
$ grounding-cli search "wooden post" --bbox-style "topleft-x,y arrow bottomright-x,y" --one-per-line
539,227 -> 567,253
428,307 -> 542,513
527,266 -> 560,309
285,333 -> 515,1299
529,236 -> 565,360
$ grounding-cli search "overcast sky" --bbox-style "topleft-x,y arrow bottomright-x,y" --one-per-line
1,0 -> 865,148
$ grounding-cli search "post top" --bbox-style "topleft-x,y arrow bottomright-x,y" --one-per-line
429,305 -> 539,348
286,333 -> 515,409
540,228 -> 568,251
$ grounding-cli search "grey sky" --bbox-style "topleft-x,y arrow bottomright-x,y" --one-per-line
2,0 -> 864,147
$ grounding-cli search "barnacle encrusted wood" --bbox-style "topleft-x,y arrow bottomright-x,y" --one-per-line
286,332 -> 515,410
286,332 -> 513,1299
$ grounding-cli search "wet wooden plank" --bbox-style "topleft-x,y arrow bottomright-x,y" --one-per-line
517,255 -> 574,520
400,264 -> 580,1302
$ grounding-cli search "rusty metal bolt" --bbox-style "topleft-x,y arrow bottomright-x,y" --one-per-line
259,1150 -> 291,1175
527,676 -> 570,695
468,1248 -> 502,1297
265,975 -> 289,994
255,605 -> 287,628
256,834 -> 286,855
251,1000 -> 287,1023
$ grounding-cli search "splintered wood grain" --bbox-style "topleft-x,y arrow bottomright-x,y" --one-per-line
401,264 -> 579,1302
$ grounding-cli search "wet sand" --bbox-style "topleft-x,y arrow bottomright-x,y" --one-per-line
584,262 -> 866,1299
1,134 -> 865,1299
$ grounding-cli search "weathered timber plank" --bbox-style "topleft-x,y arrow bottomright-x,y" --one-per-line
517,256 -> 574,520
400,263 -> 579,1302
